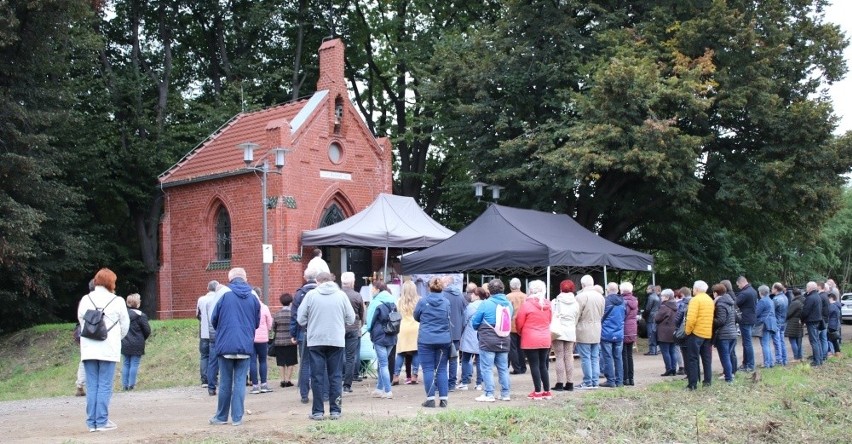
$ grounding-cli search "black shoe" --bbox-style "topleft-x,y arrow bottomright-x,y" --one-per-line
643,352 -> 657,356
702,382 -> 711,388
553,383 -> 564,391
422,399 -> 436,408
301,398 -> 309,404
353,376 -> 363,382
686,385 -> 697,391
599,381 -> 615,388
284,381 -> 294,387
565,383 -> 574,391
676,367 -> 685,375
343,386 -> 352,393
280,381 -> 287,388
625,379 -> 634,386
208,390 -> 217,396
439,399 -> 448,408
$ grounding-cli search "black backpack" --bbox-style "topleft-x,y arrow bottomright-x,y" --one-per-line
382,302 -> 402,335
80,294 -> 118,341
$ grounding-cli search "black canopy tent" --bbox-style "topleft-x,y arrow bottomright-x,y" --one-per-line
401,204 -> 653,289
301,193 -> 455,273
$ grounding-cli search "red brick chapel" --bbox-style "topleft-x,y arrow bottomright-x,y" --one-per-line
157,39 -> 392,318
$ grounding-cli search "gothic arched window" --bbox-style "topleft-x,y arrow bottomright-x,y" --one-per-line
320,204 -> 345,228
215,206 -> 231,261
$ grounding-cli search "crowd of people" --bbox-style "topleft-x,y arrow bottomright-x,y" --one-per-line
75,262 -> 844,430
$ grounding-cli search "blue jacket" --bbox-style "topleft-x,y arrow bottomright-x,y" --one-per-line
755,296 -> 778,334
289,280 -> 317,341
414,292 -> 451,345
443,285 -> 468,341
828,303 -> 841,331
369,301 -> 399,348
772,293 -> 788,328
800,290 -> 823,324
736,284 -> 758,325
460,300 -> 482,354
364,290 -> 397,333
601,293 -> 626,342
212,278 -> 260,356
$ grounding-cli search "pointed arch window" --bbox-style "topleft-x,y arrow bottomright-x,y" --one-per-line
215,207 -> 232,261
320,203 -> 345,228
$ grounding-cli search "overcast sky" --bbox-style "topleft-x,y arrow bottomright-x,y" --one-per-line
826,1 -> 852,134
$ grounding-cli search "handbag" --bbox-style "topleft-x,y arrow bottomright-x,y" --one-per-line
550,301 -> 562,340
673,320 -> 687,343
752,323 -> 764,337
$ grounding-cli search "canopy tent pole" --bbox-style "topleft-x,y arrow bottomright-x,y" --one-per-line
652,272 -> 656,287
546,266 -> 551,299
603,265 -> 608,286
384,245 -> 389,280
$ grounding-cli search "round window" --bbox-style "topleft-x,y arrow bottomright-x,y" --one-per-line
328,142 -> 342,164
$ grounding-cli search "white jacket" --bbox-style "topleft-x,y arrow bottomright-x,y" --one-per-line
551,292 -> 579,342
78,287 -> 130,362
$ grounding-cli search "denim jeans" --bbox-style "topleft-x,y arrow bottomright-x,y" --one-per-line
121,354 -> 142,388
806,322 -> 824,366
460,351 -> 481,385
213,357 -> 250,423
600,341 -> 623,385
250,342 -> 268,385
819,328 -> 829,361
343,330 -> 360,388
308,345 -> 344,416
374,344 -> 393,392
789,336 -> 803,360
448,340 -> 460,387
199,338 -> 210,384
659,342 -> 678,373
575,342 -> 600,386
83,360 -> 116,429
715,338 -> 736,382
297,339 -> 312,399
394,351 -> 420,379
646,322 -> 658,353
773,325 -> 787,365
207,338 -> 219,391
729,338 -> 738,375
479,349 -> 510,398
760,329 -> 775,368
739,324 -> 755,370
685,335 -> 712,389
418,342 -> 450,399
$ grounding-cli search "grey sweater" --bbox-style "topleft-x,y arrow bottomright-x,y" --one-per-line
297,281 -> 356,347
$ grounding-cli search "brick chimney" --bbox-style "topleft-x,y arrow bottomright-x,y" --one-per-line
317,38 -> 345,93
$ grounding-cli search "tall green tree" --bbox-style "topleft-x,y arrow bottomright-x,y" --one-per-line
0,0 -> 98,331
425,0 -> 852,280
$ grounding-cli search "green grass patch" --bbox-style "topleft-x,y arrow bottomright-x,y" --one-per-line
313,346 -> 852,443
0,319 -> 200,400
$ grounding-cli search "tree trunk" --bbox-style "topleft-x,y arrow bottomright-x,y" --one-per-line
134,193 -> 163,318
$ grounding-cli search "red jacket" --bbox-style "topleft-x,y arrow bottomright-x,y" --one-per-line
516,297 -> 553,350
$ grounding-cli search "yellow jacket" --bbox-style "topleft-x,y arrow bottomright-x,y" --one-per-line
685,292 -> 714,339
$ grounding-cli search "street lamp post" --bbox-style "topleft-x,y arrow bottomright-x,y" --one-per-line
238,142 -> 289,305
472,182 -> 503,203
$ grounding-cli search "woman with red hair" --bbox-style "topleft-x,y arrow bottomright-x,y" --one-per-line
78,268 -> 130,432
550,279 -> 579,391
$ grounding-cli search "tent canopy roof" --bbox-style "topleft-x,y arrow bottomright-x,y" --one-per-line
401,204 -> 653,274
301,193 -> 454,249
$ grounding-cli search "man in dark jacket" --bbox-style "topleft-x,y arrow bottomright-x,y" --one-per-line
289,268 -> 319,404
442,275 -> 468,390
800,282 -> 825,366
817,282 -> 831,361
643,285 -> 661,355
340,272 -> 364,393
209,267 -> 260,426
600,283 -> 626,387
735,276 -> 758,372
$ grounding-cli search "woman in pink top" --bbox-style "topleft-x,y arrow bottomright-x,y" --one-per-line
250,287 -> 274,394
515,280 -> 553,401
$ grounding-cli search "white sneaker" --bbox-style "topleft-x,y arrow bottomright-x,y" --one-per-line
371,389 -> 384,398
381,391 -> 393,399
475,384 -> 483,391
475,394 -> 496,402
455,384 -> 469,391
499,395 -> 511,401
97,420 -> 118,432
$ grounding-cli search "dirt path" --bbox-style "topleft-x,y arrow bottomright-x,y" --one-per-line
0,337 -> 832,443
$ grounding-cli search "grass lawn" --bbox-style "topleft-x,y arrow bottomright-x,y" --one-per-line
1,320 -> 850,442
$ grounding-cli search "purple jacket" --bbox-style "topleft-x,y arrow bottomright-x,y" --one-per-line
622,292 -> 639,343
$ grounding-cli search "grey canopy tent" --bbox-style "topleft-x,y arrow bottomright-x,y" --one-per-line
301,193 -> 455,271
401,204 -> 653,284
